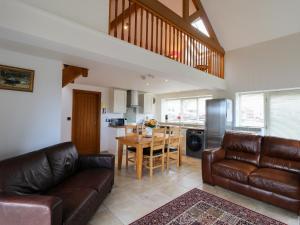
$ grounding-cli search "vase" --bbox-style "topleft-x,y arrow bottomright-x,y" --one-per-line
145,127 -> 153,136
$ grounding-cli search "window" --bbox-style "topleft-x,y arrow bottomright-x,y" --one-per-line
191,18 -> 209,37
237,93 -> 265,128
163,99 -> 181,122
236,89 -> 300,140
162,96 -> 212,124
268,90 -> 300,139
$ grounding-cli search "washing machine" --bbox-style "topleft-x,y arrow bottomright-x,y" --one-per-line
186,129 -> 205,158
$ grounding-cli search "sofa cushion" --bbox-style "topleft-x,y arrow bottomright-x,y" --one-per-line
212,160 -> 257,184
222,132 -> 262,166
52,169 -> 114,194
249,168 -> 300,200
0,151 -> 54,195
47,188 -> 99,225
261,136 -> 300,174
45,142 -> 79,185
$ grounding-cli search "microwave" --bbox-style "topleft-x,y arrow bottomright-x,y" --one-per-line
109,118 -> 126,127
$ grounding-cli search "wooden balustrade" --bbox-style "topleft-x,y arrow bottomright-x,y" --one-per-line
109,0 -> 224,78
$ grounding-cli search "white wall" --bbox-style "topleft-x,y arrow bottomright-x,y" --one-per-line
225,32 -> 300,97
61,83 -> 123,153
0,48 -> 62,160
18,0 -> 109,33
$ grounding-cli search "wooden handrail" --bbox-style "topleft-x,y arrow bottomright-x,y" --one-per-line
108,0 -> 224,79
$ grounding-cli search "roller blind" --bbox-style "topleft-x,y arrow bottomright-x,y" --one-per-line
269,90 -> 300,139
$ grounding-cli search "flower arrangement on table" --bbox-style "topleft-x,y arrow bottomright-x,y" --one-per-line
144,119 -> 157,136
144,119 -> 157,128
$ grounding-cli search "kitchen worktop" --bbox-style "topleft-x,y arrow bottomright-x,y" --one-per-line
159,122 -> 205,130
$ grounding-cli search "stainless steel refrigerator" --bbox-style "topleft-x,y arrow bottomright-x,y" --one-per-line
205,99 -> 233,149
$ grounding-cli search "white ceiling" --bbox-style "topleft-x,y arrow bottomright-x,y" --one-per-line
201,0 -> 300,51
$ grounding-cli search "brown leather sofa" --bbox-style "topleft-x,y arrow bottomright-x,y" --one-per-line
0,142 -> 115,225
202,132 -> 300,214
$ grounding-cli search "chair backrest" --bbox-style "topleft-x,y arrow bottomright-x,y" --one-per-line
137,124 -> 146,135
151,128 -> 167,153
125,125 -> 138,137
167,126 -> 181,148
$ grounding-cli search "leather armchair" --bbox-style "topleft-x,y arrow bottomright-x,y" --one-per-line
202,148 -> 225,185
0,194 -> 63,225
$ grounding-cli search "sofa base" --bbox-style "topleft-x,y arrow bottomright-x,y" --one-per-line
212,175 -> 300,214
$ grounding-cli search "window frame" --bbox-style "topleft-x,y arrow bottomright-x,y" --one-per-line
161,96 -> 212,124
236,92 -> 266,129
236,88 -> 300,136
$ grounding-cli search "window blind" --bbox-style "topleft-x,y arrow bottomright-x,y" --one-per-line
269,90 -> 300,139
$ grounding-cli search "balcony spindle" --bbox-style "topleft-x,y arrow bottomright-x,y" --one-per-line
140,8 -> 143,47
134,3 -> 137,45
145,11 -> 148,49
121,0 -> 125,40
155,17 -> 158,53
114,0 -> 118,37
128,1 -> 131,43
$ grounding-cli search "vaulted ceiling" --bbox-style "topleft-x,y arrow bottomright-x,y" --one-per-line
159,0 -> 300,51
202,0 -> 300,51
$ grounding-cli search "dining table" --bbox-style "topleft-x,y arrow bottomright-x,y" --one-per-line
116,134 -> 183,179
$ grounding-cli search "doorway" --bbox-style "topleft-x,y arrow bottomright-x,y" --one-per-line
72,89 -> 101,154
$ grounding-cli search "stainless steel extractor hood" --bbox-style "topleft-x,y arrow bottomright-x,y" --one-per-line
127,90 -> 139,107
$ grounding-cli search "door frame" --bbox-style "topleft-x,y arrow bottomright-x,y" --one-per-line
72,89 -> 101,153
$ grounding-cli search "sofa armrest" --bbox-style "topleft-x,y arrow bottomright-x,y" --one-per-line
202,148 -> 225,185
0,194 -> 63,225
79,154 -> 115,170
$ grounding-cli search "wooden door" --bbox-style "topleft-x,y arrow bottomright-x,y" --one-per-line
72,89 -> 101,154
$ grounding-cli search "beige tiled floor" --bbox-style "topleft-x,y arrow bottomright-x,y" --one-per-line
88,156 -> 298,225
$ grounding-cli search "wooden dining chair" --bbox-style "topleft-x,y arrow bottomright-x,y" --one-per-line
143,127 -> 167,177
165,126 -> 181,169
125,124 -> 138,169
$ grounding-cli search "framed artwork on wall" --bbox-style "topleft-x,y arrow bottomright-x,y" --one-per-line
0,65 -> 34,92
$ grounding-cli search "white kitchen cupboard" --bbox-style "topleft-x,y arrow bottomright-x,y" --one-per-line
139,93 -> 155,114
110,89 -> 127,113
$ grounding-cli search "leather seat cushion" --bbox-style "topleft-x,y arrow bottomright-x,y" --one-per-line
53,169 -> 113,194
249,168 -> 300,199
212,160 -> 257,184
48,188 -> 99,225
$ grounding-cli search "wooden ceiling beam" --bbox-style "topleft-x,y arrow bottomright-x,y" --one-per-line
182,0 -> 189,20
132,0 -> 224,53
186,10 -> 203,23
191,0 -> 220,44
62,65 -> 88,87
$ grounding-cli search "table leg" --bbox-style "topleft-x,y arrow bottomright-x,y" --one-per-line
136,145 -> 143,179
179,140 -> 183,166
118,140 -> 123,170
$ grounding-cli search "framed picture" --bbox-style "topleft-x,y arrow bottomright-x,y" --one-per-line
0,65 -> 34,92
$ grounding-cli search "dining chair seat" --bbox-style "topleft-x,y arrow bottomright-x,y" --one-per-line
143,148 -> 163,156
164,147 -> 178,152
127,146 -> 136,152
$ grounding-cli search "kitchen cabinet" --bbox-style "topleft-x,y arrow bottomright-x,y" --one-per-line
110,89 -> 127,113
139,93 -> 155,114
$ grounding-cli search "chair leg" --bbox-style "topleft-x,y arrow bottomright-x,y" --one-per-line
176,144 -> 180,167
126,149 -> 128,169
161,154 -> 165,172
167,151 -> 170,170
150,156 -> 153,177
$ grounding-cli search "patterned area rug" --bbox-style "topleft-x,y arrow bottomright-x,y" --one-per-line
130,188 -> 286,225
